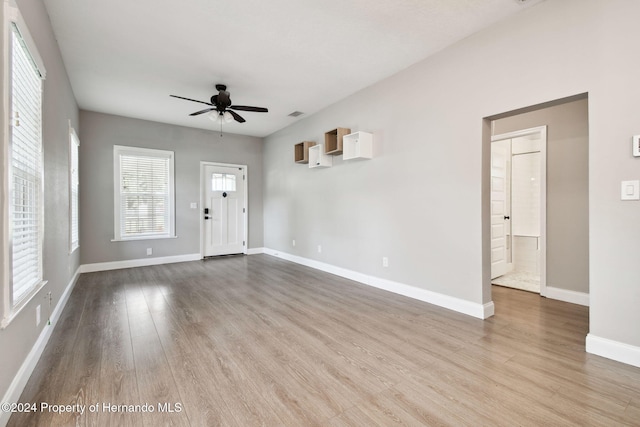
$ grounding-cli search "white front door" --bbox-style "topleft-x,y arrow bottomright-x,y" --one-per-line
490,139 -> 511,279
202,163 -> 246,257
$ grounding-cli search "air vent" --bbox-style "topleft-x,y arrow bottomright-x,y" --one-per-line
288,111 -> 304,117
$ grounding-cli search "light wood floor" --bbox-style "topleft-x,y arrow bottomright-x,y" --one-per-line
8,255 -> 640,426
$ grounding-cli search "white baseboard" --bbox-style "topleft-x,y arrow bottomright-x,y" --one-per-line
80,253 -> 201,273
545,286 -> 589,306
247,247 -> 265,255
0,268 -> 81,427
263,248 -> 494,320
586,334 -> 640,368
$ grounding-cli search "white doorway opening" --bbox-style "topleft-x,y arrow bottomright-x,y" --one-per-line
490,126 -> 547,295
200,162 -> 248,258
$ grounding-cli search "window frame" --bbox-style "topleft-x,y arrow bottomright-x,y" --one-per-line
69,123 -> 79,253
112,145 -> 176,242
1,1 -> 48,328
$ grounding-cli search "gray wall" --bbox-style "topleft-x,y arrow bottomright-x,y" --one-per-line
263,0 -> 640,350
0,0 -> 79,404
493,97 -> 589,294
79,111 -> 264,265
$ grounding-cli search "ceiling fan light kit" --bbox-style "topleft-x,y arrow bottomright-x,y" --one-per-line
209,111 -> 234,124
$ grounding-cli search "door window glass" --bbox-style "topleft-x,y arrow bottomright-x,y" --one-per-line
212,173 -> 236,192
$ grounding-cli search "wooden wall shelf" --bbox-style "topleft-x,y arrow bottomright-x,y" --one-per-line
294,141 -> 316,164
324,127 -> 350,155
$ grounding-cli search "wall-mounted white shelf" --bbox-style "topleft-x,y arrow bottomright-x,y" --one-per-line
308,143 -> 332,168
343,131 -> 373,160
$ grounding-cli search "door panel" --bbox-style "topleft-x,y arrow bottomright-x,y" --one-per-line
490,139 -> 511,279
511,152 -> 541,236
209,196 -> 223,247
203,164 -> 245,257
226,197 -> 240,245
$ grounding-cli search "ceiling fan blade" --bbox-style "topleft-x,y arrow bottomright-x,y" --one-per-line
228,110 -> 246,123
170,94 -> 213,106
189,107 -> 217,116
229,105 -> 268,113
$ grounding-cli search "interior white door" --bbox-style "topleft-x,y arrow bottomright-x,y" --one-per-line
203,164 -> 246,257
490,139 -> 511,279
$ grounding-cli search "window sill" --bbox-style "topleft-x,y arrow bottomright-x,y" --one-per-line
1,280 -> 48,330
111,235 -> 177,242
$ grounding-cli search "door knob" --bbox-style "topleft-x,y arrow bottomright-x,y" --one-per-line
504,216 -> 510,220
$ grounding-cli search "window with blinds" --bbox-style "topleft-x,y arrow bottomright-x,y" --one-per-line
69,127 -> 79,252
9,23 -> 45,306
113,146 -> 175,240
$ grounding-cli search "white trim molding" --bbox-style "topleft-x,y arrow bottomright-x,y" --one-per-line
80,253 -> 201,273
545,286 -> 589,306
247,247 -> 265,255
263,248 -> 494,320
586,334 -> 640,368
0,267 -> 80,427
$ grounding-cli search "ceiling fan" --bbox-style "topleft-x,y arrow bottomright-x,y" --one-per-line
170,84 -> 268,124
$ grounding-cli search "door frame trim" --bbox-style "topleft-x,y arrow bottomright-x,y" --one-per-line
490,125 -> 547,296
199,161 -> 249,259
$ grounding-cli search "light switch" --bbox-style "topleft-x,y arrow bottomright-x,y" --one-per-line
190,202 -> 198,209
621,180 -> 640,200
633,135 -> 640,157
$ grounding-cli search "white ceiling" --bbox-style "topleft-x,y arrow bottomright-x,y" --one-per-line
42,0 -> 544,137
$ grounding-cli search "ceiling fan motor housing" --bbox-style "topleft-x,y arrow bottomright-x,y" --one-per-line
213,92 -> 231,110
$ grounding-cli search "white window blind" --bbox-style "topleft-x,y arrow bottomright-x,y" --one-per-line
114,146 -> 175,240
9,23 -> 44,305
69,126 -> 79,252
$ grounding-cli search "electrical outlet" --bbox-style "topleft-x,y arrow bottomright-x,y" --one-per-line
317,245 -> 322,253
36,305 -> 41,326
146,248 -> 152,256
292,239 -> 296,247
382,257 -> 389,267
